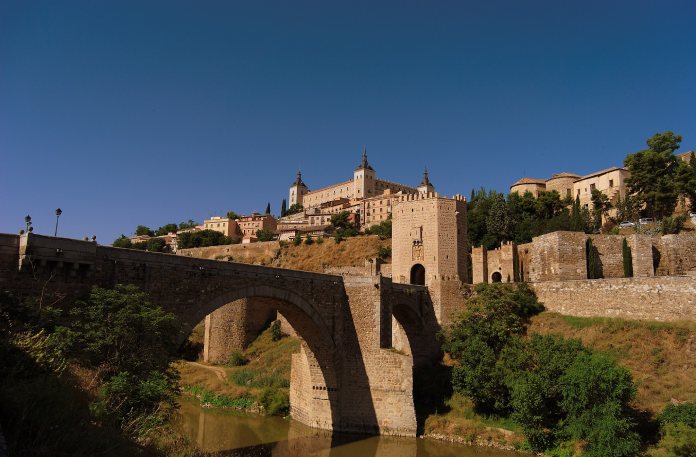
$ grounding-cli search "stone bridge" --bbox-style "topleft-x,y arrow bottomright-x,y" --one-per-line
0,233 -> 442,436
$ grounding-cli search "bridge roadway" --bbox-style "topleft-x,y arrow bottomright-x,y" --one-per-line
0,233 -> 442,436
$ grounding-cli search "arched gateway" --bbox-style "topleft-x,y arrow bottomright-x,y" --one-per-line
6,233 -> 444,437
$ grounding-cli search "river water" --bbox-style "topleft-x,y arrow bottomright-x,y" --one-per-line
177,400 -> 525,457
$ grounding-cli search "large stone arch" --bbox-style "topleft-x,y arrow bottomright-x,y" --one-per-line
185,284 -> 340,431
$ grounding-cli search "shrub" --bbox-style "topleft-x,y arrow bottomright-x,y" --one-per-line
270,320 -> 282,342
304,235 -> 314,245
256,229 -> 275,242
259,387 -> 289,416
660,403 -> 696,428
227,351 -> 248,367
661,214 -> 688,235
315,236 -> 324,244
292,234 -> 302,246
377,246 -> 391,259
365,218 -> 392,239
622,238 -> 633,278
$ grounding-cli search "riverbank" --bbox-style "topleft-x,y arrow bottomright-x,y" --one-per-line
175,311 -> 696,455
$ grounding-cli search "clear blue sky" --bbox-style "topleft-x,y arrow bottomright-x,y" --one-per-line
2,1 -> 695,242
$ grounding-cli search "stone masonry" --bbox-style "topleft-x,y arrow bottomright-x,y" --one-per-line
0,232 -> 445,437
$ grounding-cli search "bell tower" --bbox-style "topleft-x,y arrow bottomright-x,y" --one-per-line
353,145 -> 376,199
417,167 -> 435,194
289,170 -> 308,207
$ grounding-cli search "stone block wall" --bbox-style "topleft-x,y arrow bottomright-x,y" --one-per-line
471,247 -> 487,284
659,233 -> 696,276
529,231 -> 587,282
532,276 -> 696,321
588,234 -> 625,279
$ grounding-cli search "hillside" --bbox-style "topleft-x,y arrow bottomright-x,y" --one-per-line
274,235 -> 391,272
529,313 -> 696,414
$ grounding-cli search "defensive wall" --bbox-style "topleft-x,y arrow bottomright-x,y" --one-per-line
532,276 -> 696,321
472,231 -> 696,322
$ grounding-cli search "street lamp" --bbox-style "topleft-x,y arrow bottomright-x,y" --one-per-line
24,215 -> 32,233
54,208 -> 62,236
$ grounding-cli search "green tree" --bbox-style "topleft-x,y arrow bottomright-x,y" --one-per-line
624,131 -> 682,219
58,285 -> 179,431
675,151 -> 696,211
155,223 -> 178,236
256,229 -> 275,242
591,189 -> 612,231
304,234 -> 314,245
145,237 -> 166,252
622,238 -> 633,277
292,233 -> 302,246
265,203 -> 271,215
177,230 -> 236,249
135,225 -> 154,236
178,220 -> 198,230
443,283 -> 544,414
226,211 -> 241,220
615,194 -> 640,223
486,193 -> 511,245
285,203 -> 303,216
364,216 -> 392,239
281,199 -> 287,217
112,235 -> 132,248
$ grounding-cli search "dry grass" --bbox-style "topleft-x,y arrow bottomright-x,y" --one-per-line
274,235 -> 390,272
529,312 -> 696,414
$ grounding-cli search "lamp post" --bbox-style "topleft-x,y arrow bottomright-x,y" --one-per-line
54,208 -> 62,236
24,215 -> 32,233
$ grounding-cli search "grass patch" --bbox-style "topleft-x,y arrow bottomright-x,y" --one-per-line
183,385 -> 254,409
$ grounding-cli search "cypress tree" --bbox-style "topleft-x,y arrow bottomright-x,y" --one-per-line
586,237 -> 597,279
622,237 -> 633,277
281,199 -> 287,217
265,202 -> 271,215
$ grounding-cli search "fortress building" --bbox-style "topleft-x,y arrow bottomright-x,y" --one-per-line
284,147 -> 434,230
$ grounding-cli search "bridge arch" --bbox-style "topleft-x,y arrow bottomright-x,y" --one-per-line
182,283 -> 340,431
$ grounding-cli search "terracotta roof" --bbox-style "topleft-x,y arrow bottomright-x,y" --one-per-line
547,172 -> 581,181
677,150 -> 694,162
574,167 -> 626,182
511,177 -> 547,186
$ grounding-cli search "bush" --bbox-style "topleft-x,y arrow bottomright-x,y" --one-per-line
227,351 -> 248,367
660,403 -> 696,428
304,235 -> 314,245
256,229 -> 275,242
661,214 -> 688,235
377,246 -> 391,259
259,387 -> 289,416
365,218 -> 392,239
292,234 -> 302,246
315,236 -> 324,244
444,283 -> 544,414
270,320 -> 282,342
177,229 -> 236,249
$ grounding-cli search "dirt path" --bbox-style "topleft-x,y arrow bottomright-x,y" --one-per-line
185,361 -> 227,382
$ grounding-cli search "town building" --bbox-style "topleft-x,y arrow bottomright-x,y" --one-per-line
203,216 -> 240,238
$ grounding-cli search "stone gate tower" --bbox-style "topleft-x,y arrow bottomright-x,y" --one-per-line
392,192 -> 468,324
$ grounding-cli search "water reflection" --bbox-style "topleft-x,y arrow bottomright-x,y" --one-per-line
177,400 -> 522,457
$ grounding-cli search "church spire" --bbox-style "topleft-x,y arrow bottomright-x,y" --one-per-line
355,145 -> 374,171
420,166 -> 431,186
292,169 -> 306,187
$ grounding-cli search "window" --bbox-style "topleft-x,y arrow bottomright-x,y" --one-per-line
609,179 -> 614,187
590,183 -> 596,191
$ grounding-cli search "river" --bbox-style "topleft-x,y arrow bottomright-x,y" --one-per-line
177,400 -> 526,457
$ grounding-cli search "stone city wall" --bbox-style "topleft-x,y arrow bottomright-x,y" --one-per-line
177,241 -> 280,264
532,276 -> 696,321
